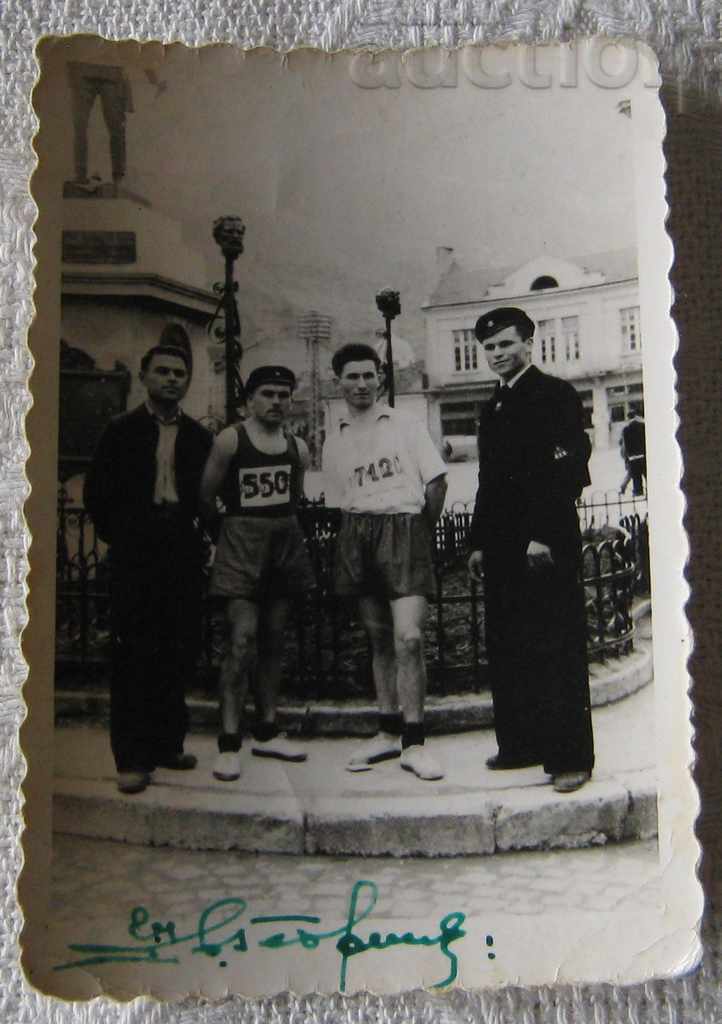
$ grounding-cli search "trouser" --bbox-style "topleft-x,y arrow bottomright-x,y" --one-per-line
109,517 -> 203,772
483,549 -> 595,775
628,456 -> 646,497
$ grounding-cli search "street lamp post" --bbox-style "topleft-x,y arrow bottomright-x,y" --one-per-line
375,288 -> 401,408
212,215 -> 246,426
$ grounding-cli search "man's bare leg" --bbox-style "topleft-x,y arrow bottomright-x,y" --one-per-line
254,597 -> 291,723
357,594 -> 398,714
214,597 -> 258,780
250,597 -> 307,762
391,594 -> 444,780
346,594 -> 402,771
390,595 -> 428,723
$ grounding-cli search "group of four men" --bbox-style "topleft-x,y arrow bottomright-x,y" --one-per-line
85,307 -> 595,798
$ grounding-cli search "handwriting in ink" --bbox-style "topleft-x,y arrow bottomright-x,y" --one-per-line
54,880 -> 468,991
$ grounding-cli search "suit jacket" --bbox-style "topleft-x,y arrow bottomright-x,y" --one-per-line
469,365 -> 591,557
84,404 -> 212,556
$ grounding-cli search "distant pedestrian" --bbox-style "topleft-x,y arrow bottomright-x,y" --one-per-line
468,307 -> 595,794
621,411 -> 646,497
84,324 -> 212,794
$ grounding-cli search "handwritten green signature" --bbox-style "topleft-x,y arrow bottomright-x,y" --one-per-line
54,880 -> 467,991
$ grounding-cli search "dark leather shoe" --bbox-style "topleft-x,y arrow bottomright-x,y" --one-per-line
117,771 -> 151,794
552,771 -> 591,793
486,754 -> 542,771
157,753 -> 198,771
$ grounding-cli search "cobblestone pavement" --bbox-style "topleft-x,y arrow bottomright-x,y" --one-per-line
50,835 -> 661,928
39,834 -> 666,996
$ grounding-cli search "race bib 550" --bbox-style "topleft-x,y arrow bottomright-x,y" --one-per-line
239,464 -> 291,508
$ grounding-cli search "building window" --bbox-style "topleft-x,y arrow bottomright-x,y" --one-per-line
441,400 -> 480,436
620,306 -> 642,352
577,388 -> 593,430
531,275 -> 559,290
538,318 -> 556,364
562,315 -> 580,361
452,329 -> 478,372
607,383 -> 645,425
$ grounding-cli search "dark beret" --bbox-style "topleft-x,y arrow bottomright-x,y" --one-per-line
246,365 -> 296,395
474,307 -> 536,344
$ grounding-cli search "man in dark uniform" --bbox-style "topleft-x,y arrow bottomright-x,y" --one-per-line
467,307 -> 595,794
199,366 -> 315,782
84,324 -> 212,794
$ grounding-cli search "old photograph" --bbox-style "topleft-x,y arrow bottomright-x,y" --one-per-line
24,37 -> 698,999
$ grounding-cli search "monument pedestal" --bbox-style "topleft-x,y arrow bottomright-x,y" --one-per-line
60,195 -> 222,426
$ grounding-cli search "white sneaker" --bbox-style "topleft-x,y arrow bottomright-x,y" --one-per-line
213,751 -> 241,781
400,744 -> 444,781
346,733 -> 402,773
251,735 -> 308,763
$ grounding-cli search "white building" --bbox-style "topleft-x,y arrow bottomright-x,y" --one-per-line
423,249 -> 643,455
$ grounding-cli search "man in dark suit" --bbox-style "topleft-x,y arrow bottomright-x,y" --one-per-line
467,307 -> 595,793
84,324 -> 213,794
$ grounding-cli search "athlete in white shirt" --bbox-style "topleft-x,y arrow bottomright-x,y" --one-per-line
322,343 -> 447,781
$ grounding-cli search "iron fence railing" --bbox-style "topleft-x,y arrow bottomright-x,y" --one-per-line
55,494 -> 650,698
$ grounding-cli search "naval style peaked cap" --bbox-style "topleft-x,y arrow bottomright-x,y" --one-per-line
245,365 -> 297,395
474,307 -> 536,344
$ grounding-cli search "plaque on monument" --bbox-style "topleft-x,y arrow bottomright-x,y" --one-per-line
61,229 -> 136,264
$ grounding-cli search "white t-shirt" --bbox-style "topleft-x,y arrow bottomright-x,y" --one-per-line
321,405 -> 446,514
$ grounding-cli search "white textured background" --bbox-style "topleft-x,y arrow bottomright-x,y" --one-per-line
3,1 -> 722,1021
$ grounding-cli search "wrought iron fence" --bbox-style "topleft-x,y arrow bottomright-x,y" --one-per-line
55,493 -> 650,699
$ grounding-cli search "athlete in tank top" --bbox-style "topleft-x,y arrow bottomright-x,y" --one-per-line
200,366 -> 314,779
219,422 -> 304,517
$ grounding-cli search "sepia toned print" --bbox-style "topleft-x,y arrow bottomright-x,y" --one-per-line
23,38 -> 699,1000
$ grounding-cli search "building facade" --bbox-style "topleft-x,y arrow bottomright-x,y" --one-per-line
423,250 -> 643,457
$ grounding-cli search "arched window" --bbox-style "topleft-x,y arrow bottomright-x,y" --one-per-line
530,275 -> 558,291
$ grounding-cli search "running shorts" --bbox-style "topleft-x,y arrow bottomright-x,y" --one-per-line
209,515 -> 315,601
333,512 -> 436,600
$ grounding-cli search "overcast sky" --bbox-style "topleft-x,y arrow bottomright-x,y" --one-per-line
58,44 -> 646,373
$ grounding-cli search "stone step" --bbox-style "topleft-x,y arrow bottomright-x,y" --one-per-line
53,684 -> 657,858
56,637 -> 653,737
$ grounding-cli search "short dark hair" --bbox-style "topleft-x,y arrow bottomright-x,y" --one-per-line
141,323 -> 192,374
475,307 -> 536,344
332,343 -> 381,377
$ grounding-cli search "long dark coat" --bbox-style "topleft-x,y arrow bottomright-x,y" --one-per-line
469,365 -> 595,774
84,404 -> 212,772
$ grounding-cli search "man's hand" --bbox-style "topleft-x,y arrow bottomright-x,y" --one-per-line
527,539 -> 553,568
468,549 -> 484,582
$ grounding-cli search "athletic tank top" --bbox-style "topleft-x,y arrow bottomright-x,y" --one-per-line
221,423 -> 304,517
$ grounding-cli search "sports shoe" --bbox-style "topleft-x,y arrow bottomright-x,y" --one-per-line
251,735 -> 308,763
400,744 -> 445,781
346,734 -> 402,773
552,771 -> 591,794
117,770 -> 151,794
213,751 -> 242,781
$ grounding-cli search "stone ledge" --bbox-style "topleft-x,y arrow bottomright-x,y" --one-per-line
53,771 -> 657,858
56,641 -> 653,738
53,778 -> 305,854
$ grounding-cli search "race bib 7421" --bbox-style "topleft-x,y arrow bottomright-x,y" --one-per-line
238,464 -> 291,507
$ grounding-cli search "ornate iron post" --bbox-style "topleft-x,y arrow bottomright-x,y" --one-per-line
211,216 -> 246,426
375,288 -> 400,407
298,310 -> 333,470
